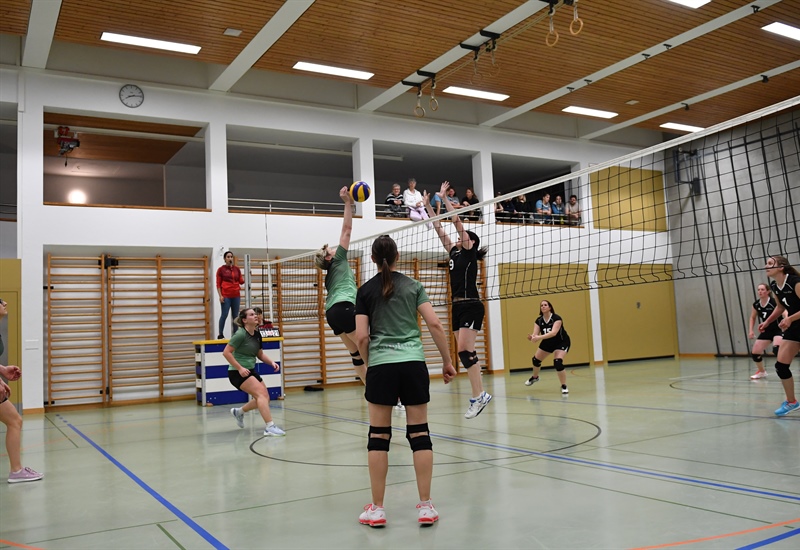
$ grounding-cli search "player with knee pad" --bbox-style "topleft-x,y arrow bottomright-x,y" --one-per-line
316,187 -> 366,384
525,300 -> 571,395
356,234 -> 456,527
761,256 -> 800,416
748,282 -> 783,380
425,182 -> 492,421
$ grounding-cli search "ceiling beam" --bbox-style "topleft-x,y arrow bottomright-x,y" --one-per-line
480,0 -> 784,128
358,0 -> 547,113
209,0 -> 315,92
581,61 -> 800,140
22,0 -> 62,69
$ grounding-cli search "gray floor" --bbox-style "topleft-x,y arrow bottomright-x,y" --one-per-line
1,357 -> 799,550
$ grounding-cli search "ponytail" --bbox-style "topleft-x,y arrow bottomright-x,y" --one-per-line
772,255 -> 800,277
371,235 -> 398,300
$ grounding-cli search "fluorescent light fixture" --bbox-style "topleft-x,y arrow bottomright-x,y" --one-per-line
67,190 -> 87,204
442,86 -> 509,101
762,22 -> 800,42
562,106 -> 618,119
293,62 -> 373,80
660,122 -> 704,132
664,0 -> 711,8
101,32 -> 201,54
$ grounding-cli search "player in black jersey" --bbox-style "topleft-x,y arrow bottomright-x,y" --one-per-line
760,256 -> 800,416
748,283 -> 784,379
425,181 -> 492,419
525,300 -> 571,394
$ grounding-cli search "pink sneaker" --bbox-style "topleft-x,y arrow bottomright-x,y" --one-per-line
417,501 -> 439,525
750,371 -> 768,380
8,466 -> 44,484
359,503 -> 386,527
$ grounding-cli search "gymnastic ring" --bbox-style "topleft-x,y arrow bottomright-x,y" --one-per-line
430,97 -> 439,111
570,18 -> 583,35
546,29 -> 559,47
414,105 -> 426,118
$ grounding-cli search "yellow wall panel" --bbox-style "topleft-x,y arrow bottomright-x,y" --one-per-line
597,264 -> 677,361
591,166 -> 667,232
499,263 -> 593,368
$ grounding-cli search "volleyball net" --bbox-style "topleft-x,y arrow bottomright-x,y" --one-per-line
255,97 -> 799,332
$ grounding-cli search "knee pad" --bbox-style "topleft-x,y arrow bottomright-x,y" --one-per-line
458,350 -> 479,369
350,351 -> 365,366
367,425 -> 392,452
773,346 -> 779,356
774,361 -> 793,380
532,357 -> 542,368
554,358 -> 565,372
752,353 -> 763,363
406,423 -> 432,452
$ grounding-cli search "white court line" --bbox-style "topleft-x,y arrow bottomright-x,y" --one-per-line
669,370 -> 737,381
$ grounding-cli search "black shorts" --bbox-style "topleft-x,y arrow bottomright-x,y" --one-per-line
539,336 -> 571,354
452,300 -> 484,332
757,328 -> 782,341
326,301 -> 356,335
228,369 -> 263,390
781,322 -> 800,343
365,361 -> 430,406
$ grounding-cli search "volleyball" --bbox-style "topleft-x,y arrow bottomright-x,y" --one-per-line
349,181 -> 371,202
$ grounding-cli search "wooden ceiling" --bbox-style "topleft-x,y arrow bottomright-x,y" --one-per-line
2,0 -> 798,147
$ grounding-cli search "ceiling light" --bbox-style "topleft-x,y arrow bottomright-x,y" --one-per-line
562,106 -> 618,119
442,86 -> 509,101
67,190 -> 87,204
762,22 -> 800,42
101,32 -> 201,54
293,62 -> 373,80
625,100 -> 640,105
664,0 -> 711,8
223,28 -> 243,37
660,122 -> 704,133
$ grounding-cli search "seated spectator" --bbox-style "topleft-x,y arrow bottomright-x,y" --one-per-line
446,187 -> 462,209
534,193 -> 552,223
460,187 -> 481,221
513,193 -> 531,223
565,194 -> 582,225
403,178 -> 431,226
551,195 -> 565,224
430,189 -> 445,216
384,183 -> 406,217
494,192 -> 508,222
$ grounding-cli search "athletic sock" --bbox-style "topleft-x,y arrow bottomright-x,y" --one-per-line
265,421 -> 274,428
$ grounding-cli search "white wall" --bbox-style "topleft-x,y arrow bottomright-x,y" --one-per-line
3,68 -> 653,410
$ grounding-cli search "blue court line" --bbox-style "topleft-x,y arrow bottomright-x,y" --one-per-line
736,525 -> 800,549
57,415 -> 229,550
285,407 -> 800,503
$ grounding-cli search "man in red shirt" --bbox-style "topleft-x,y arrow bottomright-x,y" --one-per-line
216,250 -> 244,339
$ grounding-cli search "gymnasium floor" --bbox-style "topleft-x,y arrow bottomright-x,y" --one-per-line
1,357 -> 798,550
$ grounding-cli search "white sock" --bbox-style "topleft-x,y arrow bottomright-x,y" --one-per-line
265,421 -> 274,428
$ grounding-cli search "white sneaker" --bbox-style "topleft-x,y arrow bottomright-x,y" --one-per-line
359,503 -> 387,527
417,501 -> 438,525
231,407 -> 244,429
264,424 -> 286,437
750,371 -> 768,380
525,376 -> 539,386
464,391 -> 492,419
561,386 -> 569,395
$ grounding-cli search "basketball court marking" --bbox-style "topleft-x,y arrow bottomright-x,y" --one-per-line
55,414 -> 230,550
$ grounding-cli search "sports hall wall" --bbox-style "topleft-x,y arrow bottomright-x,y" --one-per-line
665,110 -> 799,355
0,67 -> 774,410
